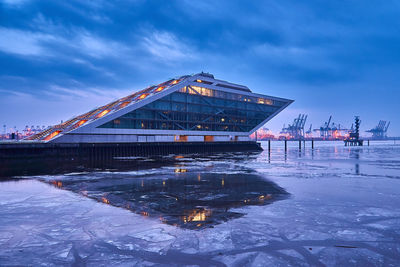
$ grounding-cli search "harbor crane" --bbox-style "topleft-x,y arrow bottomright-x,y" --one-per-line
280,114 -> 307,139
366,120 -> 390,139
314,116 -> 350,140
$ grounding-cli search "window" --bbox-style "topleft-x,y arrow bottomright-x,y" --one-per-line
98,88 -> 283,132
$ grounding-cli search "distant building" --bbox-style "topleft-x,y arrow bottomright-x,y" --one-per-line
27,73 -> 293,143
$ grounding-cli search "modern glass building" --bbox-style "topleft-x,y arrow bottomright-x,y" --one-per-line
27,73 -> 293,143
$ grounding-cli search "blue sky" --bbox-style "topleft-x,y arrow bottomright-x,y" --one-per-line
1,0 -> 399,136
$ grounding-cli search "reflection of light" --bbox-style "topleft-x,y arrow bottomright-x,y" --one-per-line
140,211 -> 149,217
163,180 -> 166,186
197,174 -> 201,181
141,180 -> 144,187
51,181 -> 63,188
174,168 -> 187,173
175,155 -> 184,159
258,194 -> 272,201
101,197 -> 109,204
182,209 -> 212,223
221,179 -> 225,187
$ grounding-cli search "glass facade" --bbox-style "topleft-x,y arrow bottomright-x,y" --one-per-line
98,86 -> 285,132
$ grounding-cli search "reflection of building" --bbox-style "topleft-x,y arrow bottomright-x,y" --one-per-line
47,171 -> 289,229
27,73 -> 292,143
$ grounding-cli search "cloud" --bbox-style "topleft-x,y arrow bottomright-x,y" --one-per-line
142,31 -> 197,62
252,43 -> 309,58
76,31 -> 126,58
0,27 -> 55,56
0,0 -> 29,7
0,24 -> 128,61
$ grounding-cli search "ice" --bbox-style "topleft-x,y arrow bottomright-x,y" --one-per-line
1,141 -> 400,265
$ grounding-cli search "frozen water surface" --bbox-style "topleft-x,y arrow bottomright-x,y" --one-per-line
1,141 -> 400,266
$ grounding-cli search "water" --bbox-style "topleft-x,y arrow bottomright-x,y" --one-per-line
1,141 -> 400,266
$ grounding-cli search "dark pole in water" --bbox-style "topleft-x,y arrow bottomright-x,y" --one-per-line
312,138 -> 314,149
284,138 -> 287,153
268,139 -> 271,153
368,140 -> 370,146
299,140 -> 301,150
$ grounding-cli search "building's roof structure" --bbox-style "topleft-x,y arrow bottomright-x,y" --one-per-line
26,72 -> 293,142
27,76 -> 188,141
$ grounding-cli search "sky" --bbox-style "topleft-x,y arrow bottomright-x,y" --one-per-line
1,0 -> 399,136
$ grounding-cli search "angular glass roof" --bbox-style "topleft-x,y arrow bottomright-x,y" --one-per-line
27,76 -> 186,141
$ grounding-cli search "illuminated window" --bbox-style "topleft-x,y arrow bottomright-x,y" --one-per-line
74,120 -> 87,128
99,91 -> 280,132
138,93 -> 148,100
174,135 -> 188,142
96,110 -> 109,118
170,79 -> 180,85
118,101 -> 130,109
43,130 -> 61,141
265,99 -> 273,105
258,98 -> 273,105
204,136 -> 214,142
195,79 -> 213,85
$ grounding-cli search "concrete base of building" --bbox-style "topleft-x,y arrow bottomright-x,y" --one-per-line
0,141 -> 262,177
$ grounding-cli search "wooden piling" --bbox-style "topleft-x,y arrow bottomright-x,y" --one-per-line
284,138 -> 287,152
268,139 -> 271,153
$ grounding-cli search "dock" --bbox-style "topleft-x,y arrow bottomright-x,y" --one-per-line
0,141 -> 262,177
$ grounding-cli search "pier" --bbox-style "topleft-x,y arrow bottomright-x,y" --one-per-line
0,141 -> 262,177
